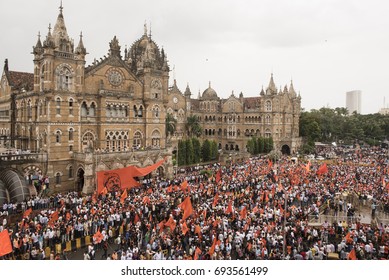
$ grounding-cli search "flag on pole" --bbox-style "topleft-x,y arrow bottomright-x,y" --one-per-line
0,229 -> 12,257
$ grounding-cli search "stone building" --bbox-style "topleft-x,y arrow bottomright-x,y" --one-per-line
0,5 -> 301,200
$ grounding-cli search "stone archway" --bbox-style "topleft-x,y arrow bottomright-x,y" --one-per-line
281,144 -> 291,155
76,168 -> 85,193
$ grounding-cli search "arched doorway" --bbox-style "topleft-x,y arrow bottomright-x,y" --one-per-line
157,166 -> 164,177
281,144 -> 291,155
76,168 -> 85,192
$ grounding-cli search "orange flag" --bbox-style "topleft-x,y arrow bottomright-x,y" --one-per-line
348,248 -> 357,260
182,222 -> 189,235
134,213 -> 140,224
166,185 -> 173,193
215,169 -> 222,184
93,230 -> 104,244
194,224 -> 202,238
239,206 -> 247,220
158,221 -> 165,233
0,229 -> 12,257
120,189 -> 128,204
164,216 -> 176,231
181,180 -> 189,192
142,196 -> 151,205
100,186 -> 108,196
178,196 -> 194,220
225,200 -> 233,214
23,208 -> 32,218
212,193 -> 219,207
208,238 -> 217,256
317,163 -> 328,175
48,211 -> 59,227
194,247 -> 202,260
304,161 -> 311,173
268,159 -> 273,168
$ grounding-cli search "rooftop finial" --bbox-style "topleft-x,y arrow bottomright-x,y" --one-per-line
209,81 -> 211,88
144,21 -> 147,35
149,22 -> 152,38
59,0 -> 63,14
38,31 -> 41,40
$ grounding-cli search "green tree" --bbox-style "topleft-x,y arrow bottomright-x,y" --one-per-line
178,140 -> 186,166
192,137 -> 201,163
210,140 -> 218,160
165,113 -> 177,137
186,115 -> 202,137
186,139 -> 194,165
202,139 -> 211,162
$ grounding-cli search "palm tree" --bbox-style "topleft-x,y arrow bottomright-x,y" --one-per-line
185,115 -> 202,138
165,113 -> 177,137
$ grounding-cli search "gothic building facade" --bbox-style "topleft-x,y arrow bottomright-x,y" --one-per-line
0,6 -> 301,197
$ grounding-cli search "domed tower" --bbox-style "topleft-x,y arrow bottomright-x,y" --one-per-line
125,23 -> 170,148
32,4 -> 86,93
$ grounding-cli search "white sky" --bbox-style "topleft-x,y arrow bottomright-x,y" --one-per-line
1,0 -> 388,114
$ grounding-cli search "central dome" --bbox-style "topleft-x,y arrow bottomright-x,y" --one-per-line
202,82 -> 219,100
126,24 -> 167,73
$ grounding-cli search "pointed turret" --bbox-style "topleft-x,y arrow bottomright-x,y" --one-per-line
289,80 -> 296,97
260,85 -> 265,96
266,73 -> 277,95
283,84 -> 288,94
52,3 -> 73,52
184,83 -> 192,97
3,59 -> 8,72
33,32 -> 43,55
75,32 -> 87,56
43,24 -> 55,49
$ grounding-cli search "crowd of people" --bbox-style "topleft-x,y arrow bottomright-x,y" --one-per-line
0,146 -> 389,260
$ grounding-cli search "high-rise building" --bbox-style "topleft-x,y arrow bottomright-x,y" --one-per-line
346,90 -> 361,114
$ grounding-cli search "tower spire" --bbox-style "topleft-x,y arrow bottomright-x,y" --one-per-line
59,0 -> 63,15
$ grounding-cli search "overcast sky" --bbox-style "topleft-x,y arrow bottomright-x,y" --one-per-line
1,0 -> 388,114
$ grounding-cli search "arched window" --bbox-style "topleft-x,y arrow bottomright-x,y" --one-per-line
265,100 -> 272,112
82,132 -> 94,150
69,99 -> 73,115
57,66 -> 72,91
27,100 -> 32,119
56,97 -> 61,115
151,130 -> 161,148
55,173 -> 61,184
133,105 -> 137,118
153,105 -> 160,118
69,128 -> 74,141
89,103 -> 96,116
68,166 -> 74,179
55,130 -> 61,143
81,102 -> 87,117
133,131 -> 142,148
138,106 -> 143,117
265,114 -> 271,124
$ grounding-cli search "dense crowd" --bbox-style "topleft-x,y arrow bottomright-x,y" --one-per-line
0,146 -> 389,260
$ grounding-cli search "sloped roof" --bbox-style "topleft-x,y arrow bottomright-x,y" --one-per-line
243,96 -> 260,109
7,71 -> 34,91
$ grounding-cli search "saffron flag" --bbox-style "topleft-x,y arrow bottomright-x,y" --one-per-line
120,189 -> 128,204
182,222 -> 189,235
181,180 -> 189,192
23,208 -> 32,218
208,238 -> 217,256
212,193 -> 219,207
225,200 -> 233,214
304,161 -> 311,173
48,211 -> 59,227
97,158 -> 165,194
215,169 -> 222,184
164,216 -> 176,231
317,163 -> 328,175
178,196 -> 194,220
194,224 -> 202,238
240,206 -> 247,220
348,248 -> 357,260
142,196 -> 151,205
93,230 -> 104,244
194,247 -> 202,260
0,229 -> 12,257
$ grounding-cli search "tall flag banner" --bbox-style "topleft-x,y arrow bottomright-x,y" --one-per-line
317,163 -> 328,175
120,189 -> 128,204
164,216 -> 176,231
348,248 -> 357,260
23,208 -> 32,218
208,237 -> 217,256
178,196 -> 194,220
215,169 -> 222,184
225,200 -> 233,214
97,158 -> 165,194
194,247 -> 202,260
0,229 -> 12,257
240,206 -> 247,220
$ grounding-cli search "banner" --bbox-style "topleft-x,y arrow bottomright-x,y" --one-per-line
97,159 -> 165,194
